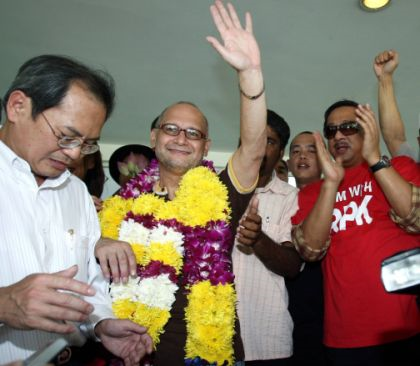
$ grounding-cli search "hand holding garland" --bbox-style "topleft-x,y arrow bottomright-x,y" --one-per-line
95,236 -> 137,284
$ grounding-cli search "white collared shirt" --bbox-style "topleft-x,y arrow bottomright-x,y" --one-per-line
0,141 -> 113,362
233,173 -> 298,360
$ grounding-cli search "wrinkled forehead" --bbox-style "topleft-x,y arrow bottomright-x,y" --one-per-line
326,106 -> 357,126
161,103 -> 208,133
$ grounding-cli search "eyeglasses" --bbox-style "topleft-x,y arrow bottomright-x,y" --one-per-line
41,112 -> 99,155
158,123 -> 207,141
323,121 -> 361,140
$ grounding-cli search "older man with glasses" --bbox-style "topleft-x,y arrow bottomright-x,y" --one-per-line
0,54 -> 152,365
290,100 -> 420,366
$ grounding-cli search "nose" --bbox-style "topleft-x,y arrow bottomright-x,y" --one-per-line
62,146 -> 82,161
333,129 -> 347,140
298,151 -> 307,160
174,130 -> 188,144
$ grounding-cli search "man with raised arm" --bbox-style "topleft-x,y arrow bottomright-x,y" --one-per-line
97,1 -> 267,365
292,102 -> 420,366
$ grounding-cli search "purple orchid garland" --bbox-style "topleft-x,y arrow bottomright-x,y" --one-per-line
120,159 -> 234,288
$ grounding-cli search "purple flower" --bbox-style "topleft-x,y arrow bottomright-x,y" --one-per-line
119,159 -> 159,198
125,212 -> 157,229
138,260 -> 178,283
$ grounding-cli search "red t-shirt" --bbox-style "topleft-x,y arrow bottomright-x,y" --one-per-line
292,156 -> 420,348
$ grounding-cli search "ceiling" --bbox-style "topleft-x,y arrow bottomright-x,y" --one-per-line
1,0 -> 419,157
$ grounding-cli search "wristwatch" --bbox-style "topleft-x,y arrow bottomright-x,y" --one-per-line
369,155 -> 391,173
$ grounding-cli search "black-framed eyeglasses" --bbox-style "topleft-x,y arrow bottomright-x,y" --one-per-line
41,112 -> 99,155
158,123 -> 207,141
323,121 -> 361,140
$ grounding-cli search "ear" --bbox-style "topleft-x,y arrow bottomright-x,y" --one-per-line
150,128 -> 158,148
6,90 -> 32,123
203,138 -> 211,157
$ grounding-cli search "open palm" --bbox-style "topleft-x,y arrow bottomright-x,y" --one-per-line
207,1 -> 261,71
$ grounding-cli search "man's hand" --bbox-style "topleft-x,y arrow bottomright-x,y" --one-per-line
207,1 -> 261,72
313,131 -> 344,187
0,265 -> 95,333
236,196 -> 261,247
355,104 -> 382,166
95,319 -> 153,366
373,49 -> 399,79
95,237 -> 137,284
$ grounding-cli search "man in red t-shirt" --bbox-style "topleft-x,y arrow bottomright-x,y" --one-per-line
291,101 -> 420,366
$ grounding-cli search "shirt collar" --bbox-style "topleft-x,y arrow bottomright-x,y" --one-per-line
0,140 -> 71,188
256,170 -> 295,195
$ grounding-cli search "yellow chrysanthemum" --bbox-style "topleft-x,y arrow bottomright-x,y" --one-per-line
155,200 -> 180,221
131,243 -> 147,265
172,167 -> 231,226
101,165 -> 235,361
131,194 -> 164,216
112,299 -> 136,320
132,303 -> 171,346
147,242 -> 183,273
99,196 -> 133,239
185,281 -> 236,365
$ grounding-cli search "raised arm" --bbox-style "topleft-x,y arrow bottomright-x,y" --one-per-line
357,104 -> 413,218
207,1 -> 266,189
373,50 -> 408,157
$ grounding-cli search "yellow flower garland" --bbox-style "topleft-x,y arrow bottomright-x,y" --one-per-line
99,165 -> 236,364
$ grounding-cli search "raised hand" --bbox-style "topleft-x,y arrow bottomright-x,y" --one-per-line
95,319 -> 153,366
236,196 -> 262,247
355,104 -> 381,165
0,265 -> 95,333
373,49 -> 399,79
314,132 -> 344,187
207,1 -> 261,71
95,237 -> 137,284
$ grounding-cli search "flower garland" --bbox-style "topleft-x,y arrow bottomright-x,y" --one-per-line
99,159 -> 237,365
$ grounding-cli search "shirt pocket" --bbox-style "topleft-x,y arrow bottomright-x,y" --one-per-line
46,226 -> 90,282
263,221 -> 291,244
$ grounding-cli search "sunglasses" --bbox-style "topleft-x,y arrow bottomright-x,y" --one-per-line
323,121 -> 361,140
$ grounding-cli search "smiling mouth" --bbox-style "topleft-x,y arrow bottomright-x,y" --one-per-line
168,147 -> 191,155
297,163 -> 309,169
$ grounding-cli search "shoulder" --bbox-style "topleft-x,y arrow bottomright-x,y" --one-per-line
261,175 -> 298,196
